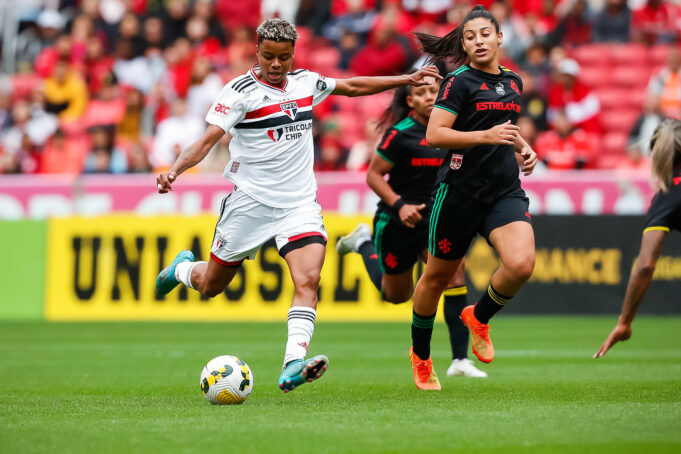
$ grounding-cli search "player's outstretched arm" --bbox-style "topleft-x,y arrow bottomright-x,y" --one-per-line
156,125 -> 225,193
594,229 -> 667,358
331,66 -> 442,97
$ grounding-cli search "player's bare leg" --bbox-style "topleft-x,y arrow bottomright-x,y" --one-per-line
156,251 -> 239,297
278,242 -> 329,392
461,221 -> 535,363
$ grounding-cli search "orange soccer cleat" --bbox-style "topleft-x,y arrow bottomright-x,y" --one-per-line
409,347 -> 441,390
460,305 -> 494,363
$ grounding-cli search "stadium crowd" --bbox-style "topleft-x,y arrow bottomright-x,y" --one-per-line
1,0 -> 680,175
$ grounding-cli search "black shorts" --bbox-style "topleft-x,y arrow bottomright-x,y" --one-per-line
643,186 -> 681,234
373,207 -> 428,274
429,182 -> 532,260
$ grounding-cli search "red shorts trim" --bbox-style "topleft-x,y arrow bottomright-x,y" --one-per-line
288,232 -> 327,243
210,253 -> 244,267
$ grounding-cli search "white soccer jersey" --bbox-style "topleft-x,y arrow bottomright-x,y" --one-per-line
205,65 -> 337,208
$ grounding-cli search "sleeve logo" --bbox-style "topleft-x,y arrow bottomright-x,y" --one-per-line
510,80 -> 520,95
214,103 -> 230,115
316,79 -> 327,91
442,79 -> 454,100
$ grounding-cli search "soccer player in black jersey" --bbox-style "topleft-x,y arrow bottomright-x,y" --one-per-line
404,5 -> 538,389
595,119 -> 681,358
337,74 -> 487,381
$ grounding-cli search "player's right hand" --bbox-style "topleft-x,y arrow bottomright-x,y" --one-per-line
485,120 -> 519,145
594,323 -> 632,358
399,203 -> 426,228
156,171 -> 176,194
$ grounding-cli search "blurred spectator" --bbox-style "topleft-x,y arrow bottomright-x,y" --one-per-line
193,0 -> 228,47
517,115 -> 538,148
346,122 -> 381,171
117,89 -> 145,142
262,0 -> 302,24
43,59 -> 89,122
16,9 -> 65,71
628,94 -> 666,156
323,0 -> 376,45
617,144 -> 651,173
151,98 -> 204,169
162,0 -> 190,45
490,1 -> 532,63
39,129 -> 87,174
143,16 -> 166,51
315,135 -> 348,171
647,47 -> 681,120
224,26 -> 257,75
127,141 -> 153,173
83,126 -> 127,173
296,0 -> 332,36
349,13 -> 412,76
83,37 -> 114,94
535,110 -> 596,169
117,13 -> 146,58
34,34 -> 73,78
549,0 -> 592,48
632,0 -> 680,45
401,0 -> 451,24
214,0 -> 262,29
522,42 -> 552,97
518,70 -> 548,131
548,58 -> 601,133
164,38 -> 194,97
187,58 -> 223,120
113,39 -> 152,93
338,30 -> 363,70
593,0 -> 631,43
0,92 -> 11,133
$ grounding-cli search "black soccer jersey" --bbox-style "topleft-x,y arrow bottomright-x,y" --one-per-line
434,65 -> 524,204
375,115 -> 448,211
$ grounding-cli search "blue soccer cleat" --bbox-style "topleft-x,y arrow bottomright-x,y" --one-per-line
156,250 -> 194,296
278,354 -> 329,393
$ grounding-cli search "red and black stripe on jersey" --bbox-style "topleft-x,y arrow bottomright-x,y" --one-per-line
234,95 -> 314,130
375,115 -> 448,218
434,65 -> 524,204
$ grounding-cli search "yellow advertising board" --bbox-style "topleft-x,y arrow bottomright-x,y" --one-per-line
45,214 -> 437,321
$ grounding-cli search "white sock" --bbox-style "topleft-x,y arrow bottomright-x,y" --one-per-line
175,261 -> 204,289
284,306 -> 316,367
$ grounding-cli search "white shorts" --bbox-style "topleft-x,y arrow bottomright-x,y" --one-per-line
210,187 -> 328,266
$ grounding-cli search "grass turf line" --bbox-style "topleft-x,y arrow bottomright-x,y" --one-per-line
1,317 -> 680,453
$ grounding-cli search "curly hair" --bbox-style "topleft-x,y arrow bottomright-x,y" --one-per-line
256,18 -> 298,46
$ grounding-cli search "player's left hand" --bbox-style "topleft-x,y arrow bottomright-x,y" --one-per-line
408,66 -> 443,86
519,146 -> 537,176
594,323 -> 632,358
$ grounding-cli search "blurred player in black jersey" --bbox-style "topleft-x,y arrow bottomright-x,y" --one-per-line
337,72 -> 487,379
403,5 -> 538,389
595,119 -> 681,358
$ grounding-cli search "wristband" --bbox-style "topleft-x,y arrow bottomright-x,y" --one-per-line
392,198 -> 405,212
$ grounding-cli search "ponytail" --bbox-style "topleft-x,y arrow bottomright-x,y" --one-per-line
414,5 -> 500,66
651,119 -> 681,192
378,83 -> 412,132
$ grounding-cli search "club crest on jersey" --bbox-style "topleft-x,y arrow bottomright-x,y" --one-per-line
450,154 -> 463,170
267,128 -> 284,142
495,83 -> 505,96
280,101 -> 298,120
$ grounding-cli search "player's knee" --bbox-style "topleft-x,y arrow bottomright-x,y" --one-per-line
635,257 -> 656,277
293,270 -> 321,294
383,289 -> 411,304
424,271 -> 453,292
506,254 -> 535,282
200,278 -> 225,298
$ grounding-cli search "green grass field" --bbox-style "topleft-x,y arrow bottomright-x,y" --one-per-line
2,317 -> 681,453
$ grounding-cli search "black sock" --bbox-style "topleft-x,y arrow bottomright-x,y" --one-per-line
443,287 -> 469,360
411,310 -> 436,360
473,284 -> 512,324
358,241 -> 383,292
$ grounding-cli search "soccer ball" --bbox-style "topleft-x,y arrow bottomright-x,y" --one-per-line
200,355 -> 253,405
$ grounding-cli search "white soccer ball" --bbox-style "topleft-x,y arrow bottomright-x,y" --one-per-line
200,355 -> 254,405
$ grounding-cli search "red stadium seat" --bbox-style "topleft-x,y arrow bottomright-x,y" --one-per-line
650,45 -> 671,66
611,65 -> 652,88
595,88 -> 629,110
308,47 -> 341,73
609,44 -> 648,67
601,108 -> 639,134
579,66 -> 610,89
10,74 -> 43,101
627,89 -> 648,110
571,44 -> 611,67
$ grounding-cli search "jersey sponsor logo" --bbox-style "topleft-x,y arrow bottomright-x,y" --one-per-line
437,238 -> 452,254
442,78 -> 454,100
380,130 -> 398,149
214,103 -> 230,115
411,158 -> 444,167
280,101 -> 298,120
494,82 -> 505,96
674,176 -> 681,186
267,128 -> 285,142
480,83 -> 489,90
510,80 -> 520,95
476,101 -> 521,112
450,154 -> 463,170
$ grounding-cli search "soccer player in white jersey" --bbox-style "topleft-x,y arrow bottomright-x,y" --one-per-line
155,18 -> 441,393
